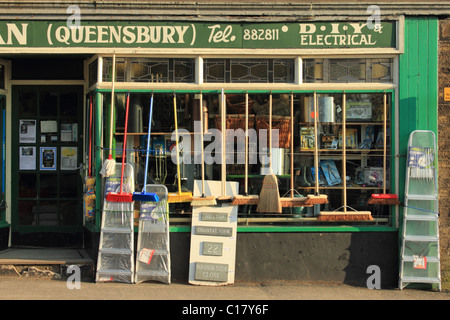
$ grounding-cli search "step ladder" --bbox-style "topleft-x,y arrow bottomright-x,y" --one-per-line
96,163 -> 135,284
399,130 -> 441,291
135,185 -> 171,284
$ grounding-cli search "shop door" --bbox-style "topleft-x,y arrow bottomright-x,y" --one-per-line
11,86 -> 83,247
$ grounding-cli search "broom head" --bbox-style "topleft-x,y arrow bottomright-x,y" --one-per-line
231,194 -> 259,206
280,196 -> 311,208
368,193 -> 400,205
256,174 -> 282,213
132,191 -> 159,202
106,191 -> 133,203
303,194 -> 328,205
191,195 -> 217,207
168,191 -> 193,203
317,211 -> 373,221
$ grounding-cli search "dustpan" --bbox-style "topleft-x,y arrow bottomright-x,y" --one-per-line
133,93 -> 159,203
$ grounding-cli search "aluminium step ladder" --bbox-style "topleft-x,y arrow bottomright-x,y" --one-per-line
399,130 -> 441,291
135,185 -> 171,284
96,163 -> 135,284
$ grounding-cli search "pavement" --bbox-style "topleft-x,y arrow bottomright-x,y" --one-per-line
0,277 -> 448,301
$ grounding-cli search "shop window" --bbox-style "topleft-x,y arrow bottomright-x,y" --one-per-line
204,59 -> 294,83
303,58 -> 393,83
98,90 -> 393,227
88,59 -> 98,88
102,57 -> 195,83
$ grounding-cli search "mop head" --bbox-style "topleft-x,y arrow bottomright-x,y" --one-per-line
304,194 -> 328,205
231,195 -> 259,206
367,194 -> 400,205
132,192 -> 159,202
317,211 -> 373,221
256,174 -> 282,213
191,195 -> 217,207
106,192 -> 133,203
100,156 -> 116,177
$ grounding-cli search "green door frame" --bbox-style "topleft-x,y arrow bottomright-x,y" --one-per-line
0,95 -> 6,227
11,85 -> 84,234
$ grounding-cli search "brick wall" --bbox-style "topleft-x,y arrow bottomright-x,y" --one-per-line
438,18 -> 450,291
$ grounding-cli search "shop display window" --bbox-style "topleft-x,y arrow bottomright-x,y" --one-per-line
0,65 -> 4,89
89,55 -> 396,228
303,58 -> 393,83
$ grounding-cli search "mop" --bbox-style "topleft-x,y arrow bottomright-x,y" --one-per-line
168,94 -> 193,203
318,92 -> 372,221
100,53 -> 117,177
368,93 -> 399,205
256,93 -> 282,213
132,93 -> 159,203
231,93 -> 259,206
191,93 -> 217,206
105,91 -> 133,203
304,91 -> 328,205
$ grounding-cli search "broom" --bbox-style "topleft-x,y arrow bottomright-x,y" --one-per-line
217,89 -> 232,204
168,93 -> 193,203
304,91 -> 328,205
281,93 -> 313,208
100,53 -> 117,177
231,93 -> 259,206
191,92 -> 217,206
105,91 -> 133,203
257,93 -> 282,213
318,92 -> 372,221
368,93 -> 399,205
132,93 -> 159,203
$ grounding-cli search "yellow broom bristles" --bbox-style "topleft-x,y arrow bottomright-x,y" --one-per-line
256,174 -> 282,213
168,191 -> 193,204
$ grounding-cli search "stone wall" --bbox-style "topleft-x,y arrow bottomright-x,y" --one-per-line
438,18 -> 450,291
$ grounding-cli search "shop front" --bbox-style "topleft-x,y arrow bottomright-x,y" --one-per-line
0,11 -> 440,288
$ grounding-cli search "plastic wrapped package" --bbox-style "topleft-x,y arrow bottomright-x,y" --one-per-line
135,185 -> 171,284
96,164 -> 135,284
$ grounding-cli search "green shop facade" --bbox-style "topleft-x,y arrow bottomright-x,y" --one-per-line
0,15 -> 440,288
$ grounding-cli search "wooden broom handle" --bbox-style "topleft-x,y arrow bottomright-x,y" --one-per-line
313,92 -> 319,195
290,93 -> 294,198
383,93 -> 387,194
108,53 -> 116,157
200,93 -> 205,197
245,93 -> 249,196
342,92 -> 347,212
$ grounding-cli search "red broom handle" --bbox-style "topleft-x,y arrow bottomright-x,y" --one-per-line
120,92 -> 130,194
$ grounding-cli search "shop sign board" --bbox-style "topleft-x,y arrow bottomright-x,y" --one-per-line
189,204 -> 238,286
0,20 -> 396,49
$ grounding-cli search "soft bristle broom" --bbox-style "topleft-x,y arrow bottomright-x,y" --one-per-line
232,93 -> 259,206
168,94 -> 193,203
133,93 -> 159,203
318,92 -> 372,221
191,92 -> 216,206
368,93 -> 399,206
100,53 -> 117,177
304,92 -> 328,206
106,91 -> 133,203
